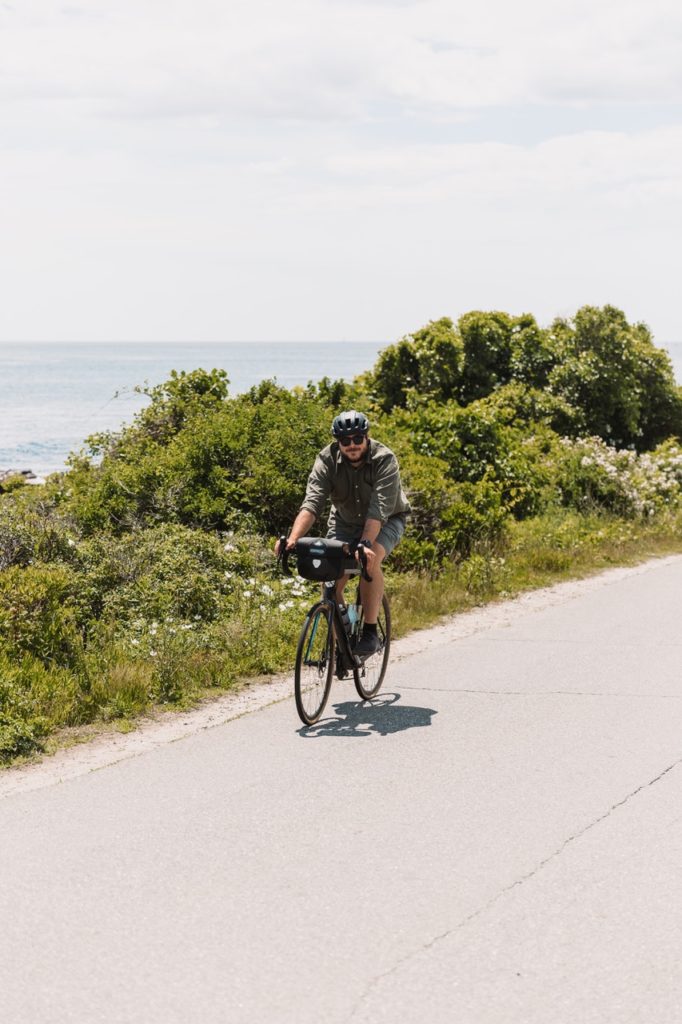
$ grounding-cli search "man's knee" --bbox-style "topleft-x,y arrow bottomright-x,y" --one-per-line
373,543 -> 387,567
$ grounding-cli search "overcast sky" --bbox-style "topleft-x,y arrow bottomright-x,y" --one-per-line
1,0 -> 681,343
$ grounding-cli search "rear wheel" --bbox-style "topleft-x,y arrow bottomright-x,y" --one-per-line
294,602 -> 334,725
354,594 -> 391,700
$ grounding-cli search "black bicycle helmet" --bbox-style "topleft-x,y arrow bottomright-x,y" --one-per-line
331,410 -> 370,438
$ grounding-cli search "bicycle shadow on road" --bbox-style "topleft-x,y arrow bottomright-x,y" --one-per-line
298,692 -> 437,739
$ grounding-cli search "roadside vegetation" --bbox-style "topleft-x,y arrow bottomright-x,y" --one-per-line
2,304 -> 682,764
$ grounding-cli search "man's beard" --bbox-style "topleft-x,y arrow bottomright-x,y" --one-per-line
343,447 -> 365,463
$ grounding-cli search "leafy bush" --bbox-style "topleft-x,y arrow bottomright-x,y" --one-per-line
0,564 -> 85,669
0,489 -> 80,570
0,653 -> 81,762
64,380 -> 331,535
547,305 -> 682,449
473,382 -> 583,438
555,437 -> 682,516
457,310 -> 516,402
370,318 -> 463,411
388,400 -> 553,519
76,523 -> 247,625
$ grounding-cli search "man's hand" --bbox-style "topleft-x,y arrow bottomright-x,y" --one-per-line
355,540 -> 376,569
274,536 -> 296,557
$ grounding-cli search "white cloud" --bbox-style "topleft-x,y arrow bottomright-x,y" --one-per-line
2,0 -> 682,119
0,0 -> 681,341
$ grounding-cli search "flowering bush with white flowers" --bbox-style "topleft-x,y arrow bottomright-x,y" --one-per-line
557,437 -> 682,517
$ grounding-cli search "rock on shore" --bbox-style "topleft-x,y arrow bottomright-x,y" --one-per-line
0,468 -> 46,486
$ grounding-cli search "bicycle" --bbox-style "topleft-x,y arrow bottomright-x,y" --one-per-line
278,536 -> 391,726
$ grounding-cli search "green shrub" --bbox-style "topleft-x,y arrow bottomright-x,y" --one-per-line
64,380 -> 331,535
0,653 -> 81,762
457,310 -> 515,402
0,490 -> 81,570
77,523 -> 240,624
0,474 -> 28,495
390,448 -> 509,568
555,437 -> 682,517
370,318 -> 463,411
0,564 -> 85,669
388,400 -> 554,520
547,305 -> 682,449
474,382 -> 583,438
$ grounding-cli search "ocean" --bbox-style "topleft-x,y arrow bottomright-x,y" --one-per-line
0,342 -> 385,477
2,340 -> 681,478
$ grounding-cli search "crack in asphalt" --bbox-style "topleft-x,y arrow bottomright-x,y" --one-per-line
397,685 -> 682,698
482,638 -> 682,648
348,756 -> 682,1020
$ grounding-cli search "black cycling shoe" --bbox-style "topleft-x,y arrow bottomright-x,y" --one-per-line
354,631 -> 381,658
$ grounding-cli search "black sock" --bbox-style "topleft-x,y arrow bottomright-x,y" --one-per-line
363,622 -> 377,635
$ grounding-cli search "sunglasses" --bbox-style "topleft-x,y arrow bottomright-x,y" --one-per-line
338,434 -> 367,447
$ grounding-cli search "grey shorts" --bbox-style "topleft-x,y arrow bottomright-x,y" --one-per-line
326,513 -> 407,559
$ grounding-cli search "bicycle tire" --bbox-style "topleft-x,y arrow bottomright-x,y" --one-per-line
294,601 -> 335,725
354,593 -> 391,700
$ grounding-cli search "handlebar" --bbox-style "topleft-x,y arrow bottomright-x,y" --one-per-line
276,536 -> 373,583
352,541 -> 373,584
277,536 -> 292,576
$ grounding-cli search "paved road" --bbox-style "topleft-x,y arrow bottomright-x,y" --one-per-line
2,557 -> 682,1023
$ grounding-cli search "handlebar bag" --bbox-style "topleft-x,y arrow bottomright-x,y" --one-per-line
294,537 -> 355,581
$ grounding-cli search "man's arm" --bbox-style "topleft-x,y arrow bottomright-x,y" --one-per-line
366,452 -> 402,523
287,509 -> 317,547
274,509 -> 316,556
275,451 -> 331,555
360,518 -> 381,544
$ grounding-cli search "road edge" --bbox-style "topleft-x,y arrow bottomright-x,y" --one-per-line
2,552 -> 680,799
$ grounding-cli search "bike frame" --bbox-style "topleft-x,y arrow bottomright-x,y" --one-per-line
325,582 -> 361,672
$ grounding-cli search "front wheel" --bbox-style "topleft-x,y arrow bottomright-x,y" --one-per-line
295,602 -> 334,725
354,594 -> 391,700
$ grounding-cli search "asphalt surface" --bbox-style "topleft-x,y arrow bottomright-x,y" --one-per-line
2,556 -> 682,1023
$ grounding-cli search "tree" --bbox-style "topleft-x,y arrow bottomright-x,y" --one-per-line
457,311 -> 515,403
547,305 -> 682,449
370,318 -> 463,411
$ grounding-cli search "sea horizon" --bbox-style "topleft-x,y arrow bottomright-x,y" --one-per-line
0,340 -> 387,477
2,339 -> 682,478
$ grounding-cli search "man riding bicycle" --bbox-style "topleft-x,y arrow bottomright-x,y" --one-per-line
276,410 -> 410,657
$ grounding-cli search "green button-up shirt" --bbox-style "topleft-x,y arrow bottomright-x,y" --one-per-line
300,439 -> 411,529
